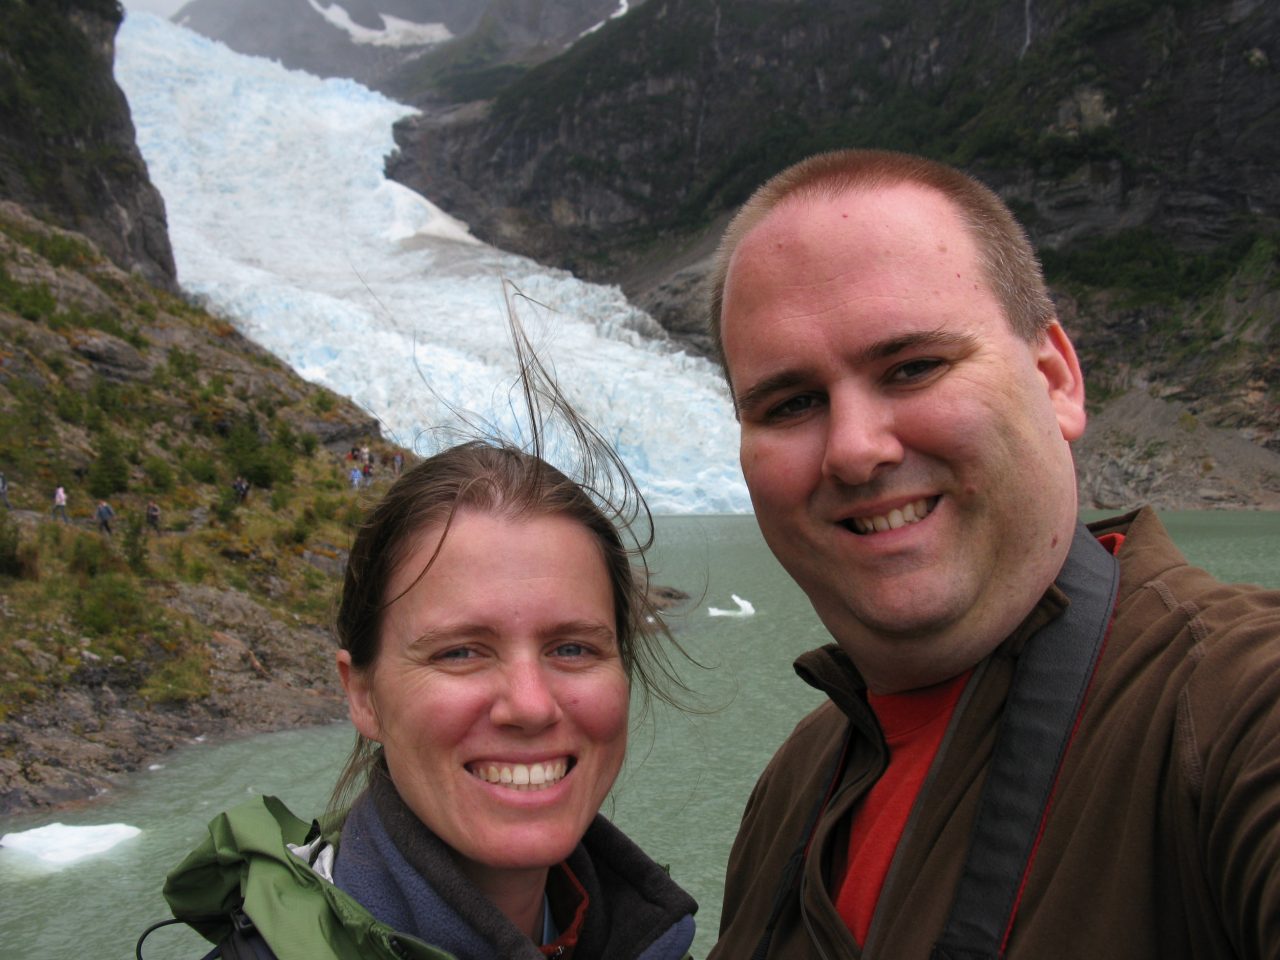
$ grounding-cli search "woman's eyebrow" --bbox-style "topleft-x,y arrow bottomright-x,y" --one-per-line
539,621 -> 616,642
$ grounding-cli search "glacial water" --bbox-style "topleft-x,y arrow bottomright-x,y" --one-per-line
1,512 -> 1276,959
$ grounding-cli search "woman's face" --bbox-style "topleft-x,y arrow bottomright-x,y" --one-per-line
339,509 -> 629,891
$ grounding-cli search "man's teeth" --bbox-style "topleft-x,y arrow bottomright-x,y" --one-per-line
468,759 -> 569,791
851,498 -> 935,534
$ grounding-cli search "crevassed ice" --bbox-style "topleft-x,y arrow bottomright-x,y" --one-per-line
114,13 -> 748,514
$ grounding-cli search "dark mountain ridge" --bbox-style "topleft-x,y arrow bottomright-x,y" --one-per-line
382,0 -> 1279,507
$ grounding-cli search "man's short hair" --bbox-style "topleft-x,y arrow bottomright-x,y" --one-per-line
708,149 -> 1056,380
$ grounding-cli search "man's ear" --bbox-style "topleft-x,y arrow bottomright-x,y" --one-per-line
1037,322 -> 1087,442
337,650 -> 380,741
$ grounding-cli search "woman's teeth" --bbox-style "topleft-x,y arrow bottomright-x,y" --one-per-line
850,497 -> 936,534
468,759 -> 569,791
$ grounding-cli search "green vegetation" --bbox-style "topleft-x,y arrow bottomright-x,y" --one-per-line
1041,229 -> 1272,305
0,206 -> 408,723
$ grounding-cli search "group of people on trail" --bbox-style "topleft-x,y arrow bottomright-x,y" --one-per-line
140,150 -> 1279,960
0,482 -> 160,536
345,442 -> 398,490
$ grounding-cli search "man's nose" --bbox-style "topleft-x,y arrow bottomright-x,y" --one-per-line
490,660 -> 562,731
820,392 -> 904,487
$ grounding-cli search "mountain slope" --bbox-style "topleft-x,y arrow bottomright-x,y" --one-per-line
384,0 -> 1279,504
0,0 -> 176,289
172,0 -> 641,101
0,198 -> 397,813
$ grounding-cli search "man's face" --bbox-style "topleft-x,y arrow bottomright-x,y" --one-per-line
720,183 -> 1086,693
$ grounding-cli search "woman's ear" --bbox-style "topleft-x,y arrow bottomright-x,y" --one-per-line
1037,322 -> 1087,442
337,650 -> 380,741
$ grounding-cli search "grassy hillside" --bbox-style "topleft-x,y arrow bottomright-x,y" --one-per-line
0,201 -> 410,809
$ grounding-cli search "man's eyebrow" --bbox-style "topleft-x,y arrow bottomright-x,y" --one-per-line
734,328 -> 978,413
734,370 -> 810,416
854,328 -> 979,363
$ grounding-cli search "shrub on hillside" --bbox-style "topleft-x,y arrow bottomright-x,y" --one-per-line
143,456 -> 175,493
74,573 -> 146,637
87,431 -> 130,497
67,531 -> 120,578
0,511 -> 21,578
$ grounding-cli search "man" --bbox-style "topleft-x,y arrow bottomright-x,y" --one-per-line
707,149 -> 1280,959
95,499 -> 115,535
146,500 -> 162,534
0,471 -> 10,510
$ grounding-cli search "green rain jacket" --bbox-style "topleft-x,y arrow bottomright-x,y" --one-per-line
162,794 -> 455,960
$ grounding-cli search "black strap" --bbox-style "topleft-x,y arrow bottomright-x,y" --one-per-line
930,524 -> 1119,960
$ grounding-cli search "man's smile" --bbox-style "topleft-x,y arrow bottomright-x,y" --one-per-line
841,496 -> 939,535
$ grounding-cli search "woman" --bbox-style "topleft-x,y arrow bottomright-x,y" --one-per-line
152,328 -> 697,959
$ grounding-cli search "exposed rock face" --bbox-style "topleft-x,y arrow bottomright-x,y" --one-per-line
0,0 -> 177,290
389,0 -> 1277,288
386,0 -> 1279,507
172,0 -> 645,102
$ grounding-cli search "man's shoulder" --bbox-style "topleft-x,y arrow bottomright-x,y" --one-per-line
1094,507 -> 1271,610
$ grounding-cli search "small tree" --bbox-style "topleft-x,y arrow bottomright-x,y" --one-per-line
88,430 -> 130,497
0,510 -> 21,578
123,512 -> 147,574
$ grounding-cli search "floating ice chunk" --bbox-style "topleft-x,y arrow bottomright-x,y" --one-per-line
1,823 -> 141,864
708,594 -> 755,618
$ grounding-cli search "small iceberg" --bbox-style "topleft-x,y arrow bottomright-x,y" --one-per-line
1,823 -> 141,864
709,594 -> 756,618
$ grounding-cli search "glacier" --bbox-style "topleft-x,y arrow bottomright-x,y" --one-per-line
114,12 -> 748,514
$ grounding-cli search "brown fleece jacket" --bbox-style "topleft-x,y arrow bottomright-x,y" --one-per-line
709,508 -> 1280,960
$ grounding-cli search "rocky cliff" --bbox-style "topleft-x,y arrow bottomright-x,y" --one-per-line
385,0 -> 1279,508
172,0 -> 646,104
0,0 -> 177,290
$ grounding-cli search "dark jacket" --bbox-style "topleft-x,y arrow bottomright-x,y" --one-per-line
709,508 -> 1280,960
163,773 -> 696,960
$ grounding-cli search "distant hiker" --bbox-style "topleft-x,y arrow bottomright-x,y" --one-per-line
146,500 -> 162,534
392,451 -> 404,476
348,465 -> 362,489
232,475 -> 250,503
0,472 -> 10,510
52,486 -> 70,524
361,460 -> 373,486
95,500 -> 115,535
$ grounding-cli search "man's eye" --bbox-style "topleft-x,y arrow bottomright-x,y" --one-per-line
890,358 -> 944,383
765,394 -> 818,420
435,646 -> 477,661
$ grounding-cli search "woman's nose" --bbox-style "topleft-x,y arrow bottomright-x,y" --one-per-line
490,661 -> 562,731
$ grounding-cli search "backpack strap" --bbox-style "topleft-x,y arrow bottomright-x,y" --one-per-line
930,524 -> 1119,960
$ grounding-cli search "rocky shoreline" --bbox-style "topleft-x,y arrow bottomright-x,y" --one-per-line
0,577 -> 348,816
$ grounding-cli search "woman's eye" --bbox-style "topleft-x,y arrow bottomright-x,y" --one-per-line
552,642 -> 589,658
